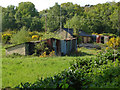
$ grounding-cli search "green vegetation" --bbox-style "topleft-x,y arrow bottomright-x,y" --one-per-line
2,57 -> 73,88
16,48 -> 120,89
2,47 -> 98,88
10,26 -> 31,44
2,1 -> 120,35
1,1 -> 120,89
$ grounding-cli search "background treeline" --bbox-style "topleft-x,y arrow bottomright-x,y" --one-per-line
1,1 -> 120,34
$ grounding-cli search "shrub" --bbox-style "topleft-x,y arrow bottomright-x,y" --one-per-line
107,37 -> 120,49
32,35 -> 39,40
10,26 -> 31,44
33,41 -> 50,56
29,31 -> 39,36
2,33 -> 12,44
91,60 -> 120,88
39,51 -> 47,57
49,50 -> 55,57
96,48 -> 120,63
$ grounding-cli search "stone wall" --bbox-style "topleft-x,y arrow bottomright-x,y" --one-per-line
6,43 -> 26,55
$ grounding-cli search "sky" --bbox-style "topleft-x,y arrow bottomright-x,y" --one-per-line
0,0 -> 120,11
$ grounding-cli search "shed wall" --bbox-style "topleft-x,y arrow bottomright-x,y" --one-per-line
104,36 -> 109,44
61,40 -> 66,55
6,44 -> 26,55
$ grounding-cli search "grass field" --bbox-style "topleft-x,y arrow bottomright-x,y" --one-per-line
2,46 -> 100,88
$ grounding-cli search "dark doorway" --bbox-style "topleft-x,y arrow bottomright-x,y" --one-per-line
101,37 -> 104,43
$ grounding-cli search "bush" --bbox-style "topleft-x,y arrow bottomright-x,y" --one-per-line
10,26 -> 31,44
96,48 -> 120,63
2,33 -> 12,44
33,41 -> 51,56
16,49 -> 120,89
32,35 -> 39,40
106,37 -> 120,49
91,60 -> 120,88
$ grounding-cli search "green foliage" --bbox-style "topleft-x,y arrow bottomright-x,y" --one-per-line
30,17 -> 43,31
4,46 -> 120,88
96,48 -> 120,63
2,5 -> 17,31
2,34 -> 11,44
16,47 -> 120,89
2,1 -> 120,34
65,14 -> 80,35
14,2 -> 40,30
91,60 -> 120,88
10,26 -> 31,44
17,61 -> 91,88
34,41 -> 49,56
42,3 -> 61,32
2,47 -> 98,88
77,37 -> 82,44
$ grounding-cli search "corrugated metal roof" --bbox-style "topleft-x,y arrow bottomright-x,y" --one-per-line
62,28 -> 74,36
79,30 -> 92,37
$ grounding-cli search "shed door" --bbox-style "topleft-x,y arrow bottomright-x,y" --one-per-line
56,40 -> 61,56
61,40 -> 66,55
66,41 -> 70,54
53,40 -> 57,55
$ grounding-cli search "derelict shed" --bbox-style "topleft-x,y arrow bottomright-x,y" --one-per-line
60,38 -> 77,55
46,38 -> 61,56
79,30 -> 92,43
5,38 -> 77,56
55,28 -> 74,39
93,35 -> 114,44
55,28 -> 92,43
5,41 -> 45,56
46,38 -> 77,56
5,42 -> 35,56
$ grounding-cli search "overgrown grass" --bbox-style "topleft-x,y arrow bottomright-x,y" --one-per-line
2,46 -> 99,88
2,57 -> 75,88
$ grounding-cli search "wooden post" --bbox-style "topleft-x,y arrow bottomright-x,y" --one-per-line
118,2 -> 120,36
45,15 -> 47,33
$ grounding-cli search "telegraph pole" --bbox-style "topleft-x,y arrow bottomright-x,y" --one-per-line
60,4 -> 62,32
118,2 -> 120,36
42,13 -> 48,33
45,15 -> 47,33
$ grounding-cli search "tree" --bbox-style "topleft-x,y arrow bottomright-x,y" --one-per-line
15,2 -> 39,29
2,5 -> 17,31
64,15 -> 81,35
44,3 -> 60,32
30,17 -> 43,31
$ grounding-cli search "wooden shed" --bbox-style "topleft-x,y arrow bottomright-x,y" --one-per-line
92,35 -> 114,44
46,38 -> 77,56
6,38 -> 77,56
55,28 -> 92,43
55,28 -> 74,39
